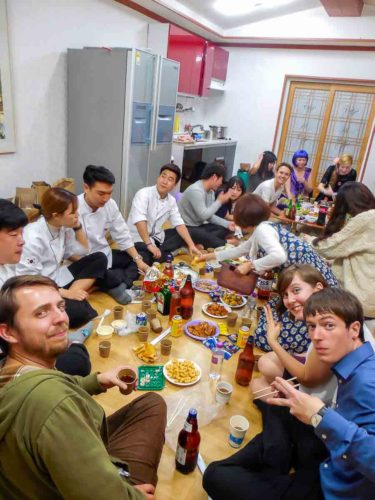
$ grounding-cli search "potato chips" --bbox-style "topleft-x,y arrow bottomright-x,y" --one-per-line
133,342 -> 157,363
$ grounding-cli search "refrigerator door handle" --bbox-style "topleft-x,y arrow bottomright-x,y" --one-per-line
150,56 -> 162,151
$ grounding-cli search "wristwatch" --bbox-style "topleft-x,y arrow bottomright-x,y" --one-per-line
73,224 -> 82,232
133,254 -> 143,263
311,405 -> 328,428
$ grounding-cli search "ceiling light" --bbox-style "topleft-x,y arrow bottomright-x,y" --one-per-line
213,0 -> 295,16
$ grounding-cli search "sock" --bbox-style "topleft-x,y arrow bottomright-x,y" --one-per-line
69,321 -> 94,344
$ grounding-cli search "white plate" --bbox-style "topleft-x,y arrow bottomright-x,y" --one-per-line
202,301 -> 231,319
163,358 -> 202,386
220,294 -> 247,309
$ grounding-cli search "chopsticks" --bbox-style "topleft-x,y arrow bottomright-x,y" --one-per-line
252,377 -> 299,400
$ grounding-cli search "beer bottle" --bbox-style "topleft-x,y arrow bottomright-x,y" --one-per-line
180,275 -> 195,320
235,337 -> 255,386
175,408 -> 201,474
163,254 -> 174,279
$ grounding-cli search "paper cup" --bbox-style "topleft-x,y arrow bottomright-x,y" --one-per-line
138,326 -> 149,342
227,312 -> 238,327
113,306 -> 124,320
216,381 -> 233,405
160,338 -> 172,356
229,415 -> 249,448
117,368 -> 137,395
142,300 -> 153,313
99,340 -> 111,358
111,319 -> 127,334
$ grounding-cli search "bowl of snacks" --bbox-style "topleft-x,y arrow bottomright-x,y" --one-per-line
202,302 -> 231,319
220,291 -> 247,309
163,358 -> 201,386
184,319 -> 219,341
193,279 -> 221,293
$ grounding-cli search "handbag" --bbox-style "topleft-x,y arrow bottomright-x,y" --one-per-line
217,262 -> 258,295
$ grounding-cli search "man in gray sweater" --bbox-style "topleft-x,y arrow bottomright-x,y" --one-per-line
178,163 -> 236,248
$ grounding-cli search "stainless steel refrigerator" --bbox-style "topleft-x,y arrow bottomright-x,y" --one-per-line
67,47 -> 179,215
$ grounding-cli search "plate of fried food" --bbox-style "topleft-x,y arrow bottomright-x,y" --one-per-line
184,319 -> 219,341
193,279 -> 221,293
133,342 -> 160,363
163,358 -> 201,386
220,290 -> 247,309
202,301 -> 231,319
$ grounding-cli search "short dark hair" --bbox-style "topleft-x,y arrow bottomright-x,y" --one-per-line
0,275 -> 60,356
159,163 -> 181,184
233,193 -> 270,228
0,199 -> 28,231
276,162 -> 293,174
201,162 -> 226,180
83,165 -> 115,187
304,288 -> 364,342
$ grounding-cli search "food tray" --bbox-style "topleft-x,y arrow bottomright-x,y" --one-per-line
137,365 -> 165,391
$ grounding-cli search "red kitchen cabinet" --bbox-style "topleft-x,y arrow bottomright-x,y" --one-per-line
212,46 -> 229,82
167,25 -> 206,96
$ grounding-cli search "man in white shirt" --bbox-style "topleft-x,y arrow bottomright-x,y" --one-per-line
254,163 -> 292,216
78,166 -> 149,303
0,199 -> 92,376
127,163 -> 201,265
178,163 -> 236,248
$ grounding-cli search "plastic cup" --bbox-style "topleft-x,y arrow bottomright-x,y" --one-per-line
117,368 -> 137,395
216,381 -> 233,405
213,266 -> 222,279
96,325 -> 114,339
160,338 -> 172,356
138,326 -> 149,342
142,300 -> 152,313
227,312 -> 238,327
99,340 -> 111,358
113,306 -> 124,320
199,266 -> 206,276
241,317 -> 252,328
147,306 -> 157,321
229,415 -> 249,448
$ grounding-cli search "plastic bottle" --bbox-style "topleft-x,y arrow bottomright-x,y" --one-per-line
235,337 -> 255,386
163,254 -> 174,279
209,342 -> 225,380
317,197 -> 329,226
180,275 -> 195,320
169,286 -> 181,322
175,408 -> 201,474
241,291 -> 257,318
257,271 -> 274,301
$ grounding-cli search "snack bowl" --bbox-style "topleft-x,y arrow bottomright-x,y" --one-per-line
163,358 -> 202,386
184,319 -> 219,341
202,301 -> 232,319
96,325 -> 114,338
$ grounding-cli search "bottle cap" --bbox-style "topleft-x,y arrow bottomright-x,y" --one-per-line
217,342 -> 224,348
188,408 -> 197,417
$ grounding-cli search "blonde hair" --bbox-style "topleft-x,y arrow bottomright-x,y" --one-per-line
330,154 -> 353,188
339,154 -> 353,166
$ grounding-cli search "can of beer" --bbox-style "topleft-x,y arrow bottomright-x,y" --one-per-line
171,315 -> 183,337
236,326 -> 250,348
136,312 -> 147,327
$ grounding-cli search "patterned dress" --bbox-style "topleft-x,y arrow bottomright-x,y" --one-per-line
254,223 -> 338,353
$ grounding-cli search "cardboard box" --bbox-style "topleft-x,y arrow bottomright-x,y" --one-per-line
52,177 -> 75,193
31,181 -> 50,204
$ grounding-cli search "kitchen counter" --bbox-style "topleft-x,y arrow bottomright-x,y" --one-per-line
173,138 -> 237,150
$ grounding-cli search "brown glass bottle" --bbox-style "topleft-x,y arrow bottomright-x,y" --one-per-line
180,275 -> 195,320
235,338 -> 255,386
175,408 -> 201,474
163,254 -> 174,279
257,271 -> 274,300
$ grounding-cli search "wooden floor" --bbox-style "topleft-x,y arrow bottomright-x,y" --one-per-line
85,256 -> 262,500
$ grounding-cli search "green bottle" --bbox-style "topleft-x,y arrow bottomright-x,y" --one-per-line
157,285 -> 171,315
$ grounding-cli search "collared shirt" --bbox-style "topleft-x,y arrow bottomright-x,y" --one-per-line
0,264 -> 16,288
127,186 -> 184,245
77,194 -> 134,268
315,342 -> 375,499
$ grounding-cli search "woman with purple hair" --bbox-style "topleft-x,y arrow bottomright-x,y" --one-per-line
287,149 -> 313,199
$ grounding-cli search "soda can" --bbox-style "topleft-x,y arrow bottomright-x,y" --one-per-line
171,315 -> 183,337
209,291 -> 220,302
136,312 -> 147,327
236,326 -> 250,349
205,264 -> 213,273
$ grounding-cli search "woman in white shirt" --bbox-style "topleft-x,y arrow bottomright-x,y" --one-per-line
254,163 -> 292,216
17,188 -> 107,327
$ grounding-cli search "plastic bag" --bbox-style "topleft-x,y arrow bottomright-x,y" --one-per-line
117,311 -> 137,337
164,381 -> 226,451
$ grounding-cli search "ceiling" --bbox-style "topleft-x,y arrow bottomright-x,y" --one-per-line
118,0 -> 375,47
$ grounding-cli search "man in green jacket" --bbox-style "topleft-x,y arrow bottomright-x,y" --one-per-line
0,275 -> 166,499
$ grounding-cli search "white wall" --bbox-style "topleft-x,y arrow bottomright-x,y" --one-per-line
0,0 -> 149,198
203,47 -> 375,192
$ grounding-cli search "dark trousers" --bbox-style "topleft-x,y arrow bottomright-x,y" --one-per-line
63,252 -> 108,328
186,223 -> 228,249
136,228 -> 186,265
203,402 -> 326,500
98,249 -> 140,289
55,344 -> 91,377
106,393 -> 167,486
